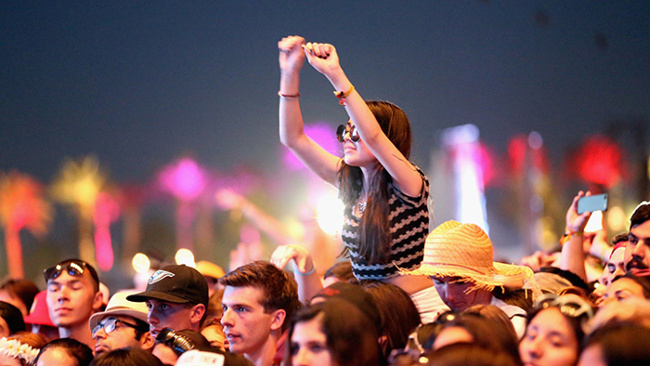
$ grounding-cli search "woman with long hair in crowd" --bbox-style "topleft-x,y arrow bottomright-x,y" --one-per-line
519,294 -> 594,366
273,35 -> 441,321
287,298 -> 382,366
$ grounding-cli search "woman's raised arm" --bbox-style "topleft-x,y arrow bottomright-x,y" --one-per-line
303,42 -> 423,196
278,36 -> 340,186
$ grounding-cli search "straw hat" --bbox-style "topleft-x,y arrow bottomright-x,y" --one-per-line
403,220 -> 533,291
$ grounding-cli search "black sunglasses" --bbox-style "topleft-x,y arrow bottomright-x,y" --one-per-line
155,328 -> 195,355
91,317 -> 139,338
336,124 -> 360,142
44,260 -> 99,286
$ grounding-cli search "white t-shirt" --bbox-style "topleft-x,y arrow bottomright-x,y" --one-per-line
491,297 -> 527,339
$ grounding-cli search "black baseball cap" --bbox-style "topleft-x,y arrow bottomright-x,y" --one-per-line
127,265 -> 209,307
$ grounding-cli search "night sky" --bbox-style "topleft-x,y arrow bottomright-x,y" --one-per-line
1,1 -> 649,283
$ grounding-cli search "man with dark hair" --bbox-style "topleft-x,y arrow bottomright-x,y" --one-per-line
89,292 -> 155,356
45,258 -> 103,348
220,260 -> 301,366
625,202 -> 650,275
127,264 -> 209,337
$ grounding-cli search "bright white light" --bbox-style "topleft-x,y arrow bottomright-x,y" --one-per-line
316,195 -> 344,235
584,210 -> 603,232
132,253 -> 151,274
441,124 -> 489,232
175,249 -> 196,267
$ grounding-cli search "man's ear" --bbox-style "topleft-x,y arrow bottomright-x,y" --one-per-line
269,309 -> 286,332
93,290 -> 104,311
190,304 -> 206,325
140,331 -> 156,351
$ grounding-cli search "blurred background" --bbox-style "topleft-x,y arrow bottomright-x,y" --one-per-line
1,1 -> 649,291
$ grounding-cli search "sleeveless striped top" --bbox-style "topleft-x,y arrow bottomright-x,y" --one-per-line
340,166 -> 430,280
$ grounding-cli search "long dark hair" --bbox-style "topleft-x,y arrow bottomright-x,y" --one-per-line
338,101 -> 412,264
287,299 -> 382,366
0,301 -> 26,334
361,281 -> 420,355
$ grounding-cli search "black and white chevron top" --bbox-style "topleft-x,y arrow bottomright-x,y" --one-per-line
341,166 -> 430,280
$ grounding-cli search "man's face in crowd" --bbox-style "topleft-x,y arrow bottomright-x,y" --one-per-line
46,270 -> 101,328
221,286 -> 284,356
599,277 -> 646,308
625,220 -> 650,274
601,246 -> 626,286
145,299 -> 196,337
92,315 -> 151,356
431,276 -> 491,312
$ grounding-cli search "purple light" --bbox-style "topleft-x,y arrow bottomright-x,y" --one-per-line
159,158 -> 207,202
283,122 -> 340,171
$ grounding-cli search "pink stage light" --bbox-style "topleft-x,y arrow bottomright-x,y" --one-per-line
283,122 -> 339,171
159,158 -> 207,202
94,192 -> 120,272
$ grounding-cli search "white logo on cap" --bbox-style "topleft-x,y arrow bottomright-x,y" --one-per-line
148,270 -> 175,284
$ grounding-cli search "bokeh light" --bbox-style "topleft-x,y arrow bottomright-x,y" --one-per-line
132,253 -> 151,274
175,248 -> 195,267
316,193 -> 344,235
584,210 -> 603,232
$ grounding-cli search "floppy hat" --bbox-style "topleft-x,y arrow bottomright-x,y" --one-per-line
23,291 -> 55,327
403,220 -> 533,291
127,264 -> 209,307
89,291 -> 149,330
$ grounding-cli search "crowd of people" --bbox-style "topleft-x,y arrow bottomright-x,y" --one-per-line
1,35 -> 649,365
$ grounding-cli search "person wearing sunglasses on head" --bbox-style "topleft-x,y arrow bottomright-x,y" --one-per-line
519,293 -> 595,366
276,35 -> 443,323
44,259 -> 103,348
88,292 -> 154,357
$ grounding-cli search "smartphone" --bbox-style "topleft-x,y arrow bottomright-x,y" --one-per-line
577,193 -> 608,214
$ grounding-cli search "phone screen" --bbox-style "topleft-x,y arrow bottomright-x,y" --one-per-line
577,193 -> 608,214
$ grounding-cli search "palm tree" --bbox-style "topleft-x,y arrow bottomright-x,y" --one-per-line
0,171 -> 52,278
158,157 -> 208,251
50,156 -> 105,266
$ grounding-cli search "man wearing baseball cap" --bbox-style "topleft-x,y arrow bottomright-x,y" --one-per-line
127,264 -> 209,337
89,291 -> 155,356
